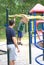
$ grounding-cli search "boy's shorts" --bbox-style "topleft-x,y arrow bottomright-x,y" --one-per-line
7,44 -> 17,61
18,31 -> 23,38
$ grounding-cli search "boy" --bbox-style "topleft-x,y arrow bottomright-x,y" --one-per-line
17,17 -> 27,45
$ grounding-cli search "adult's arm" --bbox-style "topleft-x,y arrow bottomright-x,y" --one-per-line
12,37 -> 20,52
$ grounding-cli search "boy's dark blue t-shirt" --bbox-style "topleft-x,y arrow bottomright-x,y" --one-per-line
6,27 -> 16,45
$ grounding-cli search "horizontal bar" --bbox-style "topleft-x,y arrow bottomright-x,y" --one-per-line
8,14 -> 44,20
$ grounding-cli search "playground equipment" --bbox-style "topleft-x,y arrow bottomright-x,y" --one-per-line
35,22 -> 44,65
29,3 -> 44,65
6,3 -> 44,65
6,4 -> 44,65
0,50 -> 7,55
9,14 -> 44,19
0,44 -> 7,65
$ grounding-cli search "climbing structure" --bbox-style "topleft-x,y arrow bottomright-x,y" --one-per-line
29,3 -> 44,64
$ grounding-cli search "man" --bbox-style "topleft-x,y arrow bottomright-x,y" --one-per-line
6,20 -> 20,65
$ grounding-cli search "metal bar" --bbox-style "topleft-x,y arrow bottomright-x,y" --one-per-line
33,13 -> 36,45
8,14 -> 44,20
28,21 -> 32,64
7,49 -> 9,65
43,34 -> 44,61
42,13 -> 44,61
6,8 -> 9,65
43,32 -> 44,60
6,8 -> 8,27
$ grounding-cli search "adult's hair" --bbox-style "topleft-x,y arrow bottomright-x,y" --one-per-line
9,20 -> 15,26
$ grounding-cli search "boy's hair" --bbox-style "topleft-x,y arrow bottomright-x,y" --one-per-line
9,20 -> 15,26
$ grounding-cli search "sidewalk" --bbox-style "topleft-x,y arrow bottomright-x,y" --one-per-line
15,45 -> 43,65
0,39 -> 43,65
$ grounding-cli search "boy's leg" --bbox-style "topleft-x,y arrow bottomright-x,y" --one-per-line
18,37 -> 21,43
18,31 -> 23,45
18,37 -> 23,45
17,37 -> 21,44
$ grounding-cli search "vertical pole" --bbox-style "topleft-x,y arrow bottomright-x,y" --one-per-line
33,13 -> 36,45
28,13 -> 32,64
6,8 -> 8,27
28,21 -> 31,64
42,23 -> 44,61
6,8 -> 9,65
7,49 -> 9,65
43,32 -> 44,60
43,13 -> 44,61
